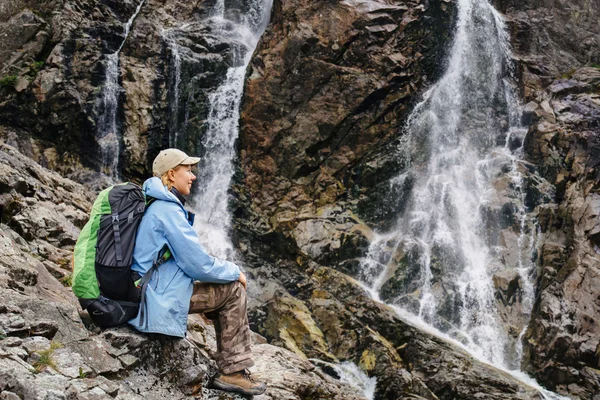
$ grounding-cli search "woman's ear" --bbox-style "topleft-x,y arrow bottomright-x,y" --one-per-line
167,169 -> 175,182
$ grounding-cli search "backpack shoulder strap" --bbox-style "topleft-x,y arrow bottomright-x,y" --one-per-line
145,196 -> 157,209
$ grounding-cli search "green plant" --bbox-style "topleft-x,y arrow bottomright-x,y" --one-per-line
0,75 -> 17,87
560,69 -> 576,79
31,61 -> 45,72
591,63 -> 600,69
59,273 -> 73,287
26,61 -> 45,80
32,341 -> 63,373
57,257 -> 71,268
78,366 -> 85,379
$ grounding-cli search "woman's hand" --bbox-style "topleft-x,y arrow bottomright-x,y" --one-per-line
238,271 -> 247,290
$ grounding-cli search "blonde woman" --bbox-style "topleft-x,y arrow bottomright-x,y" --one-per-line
129,148 -> 266,395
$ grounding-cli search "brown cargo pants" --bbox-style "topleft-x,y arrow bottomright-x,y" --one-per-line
189,281 -> 254,374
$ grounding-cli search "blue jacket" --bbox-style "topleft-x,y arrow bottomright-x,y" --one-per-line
128,177 -> 241,337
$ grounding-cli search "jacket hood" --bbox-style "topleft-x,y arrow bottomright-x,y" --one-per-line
143,177 -> 181,205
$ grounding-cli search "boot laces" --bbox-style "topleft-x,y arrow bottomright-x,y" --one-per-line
241,369 -> 257,384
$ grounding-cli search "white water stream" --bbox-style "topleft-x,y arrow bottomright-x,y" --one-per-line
310,359 -> 377,400
189,0 -> 273,259
162,23 -> 193,149
166,34 -> 183,148
97,0 -> 146,179
356,0 -> 568,398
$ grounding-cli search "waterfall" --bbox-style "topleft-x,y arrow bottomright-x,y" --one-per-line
358,1 -> 566,397
162,25 -> 190,148
189,0 -> 272,259
167,40 -> 182,148
97,0 -> 146,178
360,0 -> 521,364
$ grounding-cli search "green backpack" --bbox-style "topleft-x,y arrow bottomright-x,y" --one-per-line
72,182 -> 169,327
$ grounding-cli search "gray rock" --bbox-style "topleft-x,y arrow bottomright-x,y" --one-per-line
118,354 -> 139,370
251,343 -> 368,400
67,337 -> 123,376
21,335 -> 51,354
52,347 -> 94,378
1,337 -> 23,347
0,391 -> 21,400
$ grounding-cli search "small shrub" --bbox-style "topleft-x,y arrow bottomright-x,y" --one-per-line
26,61 -> 45,80
591,63 -> 600,69
32,341 -> 63,373
0,75 -> 17,87
59,273 -> 72,287
31,61 -> 45,72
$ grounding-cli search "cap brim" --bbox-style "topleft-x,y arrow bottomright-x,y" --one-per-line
181,156 -> 200,166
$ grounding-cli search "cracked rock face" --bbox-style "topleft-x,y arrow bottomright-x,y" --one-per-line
0,0 -> 242,182
236,0 -> 455,272
518,66 -> 600,399
496,0 -> 600,76
495,4 -> 600,397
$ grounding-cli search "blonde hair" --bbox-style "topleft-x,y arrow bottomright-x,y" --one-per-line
160,164 -> 188,190
160,171 -> 172,190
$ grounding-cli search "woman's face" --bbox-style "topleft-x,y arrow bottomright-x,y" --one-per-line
169,164 -> 196,195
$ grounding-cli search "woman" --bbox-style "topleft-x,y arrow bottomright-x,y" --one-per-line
129,148 -> 266,396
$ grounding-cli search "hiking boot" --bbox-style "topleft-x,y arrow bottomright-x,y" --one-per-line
213,369 -> 267,395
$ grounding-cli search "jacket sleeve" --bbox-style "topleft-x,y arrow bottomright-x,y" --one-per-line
156,206 -> 241,283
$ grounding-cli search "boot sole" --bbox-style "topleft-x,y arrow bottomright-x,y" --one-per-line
212,379 -> 266,396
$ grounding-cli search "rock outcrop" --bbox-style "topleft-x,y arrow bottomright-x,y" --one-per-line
0,142 -> 369,399
496,0 -> 600,76
0,0 -> 245,181
516,66 -> 600,399
238,0 -> 455,246
482,2 -> 600,398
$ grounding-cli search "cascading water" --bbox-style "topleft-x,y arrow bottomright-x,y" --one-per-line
309,359 -> 377,400
189,0 -> 272,259
97,0 -> 145,178
361,0 -> 520,362
358,0 -> 567,398
166,35 -> 183,148
162,24 -> 192,149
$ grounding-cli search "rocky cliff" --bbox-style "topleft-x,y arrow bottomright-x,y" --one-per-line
501,1 -> 600,397
520,65 -> 600,400
0,142 -> 370,399
0,0 -> 246,182
234,0 -> 600,399
1,0 -> 599,399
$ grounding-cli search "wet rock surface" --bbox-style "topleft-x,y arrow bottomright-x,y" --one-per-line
248,263 -> 545,400
0,0 -> 242,181
517,65 -> 600,399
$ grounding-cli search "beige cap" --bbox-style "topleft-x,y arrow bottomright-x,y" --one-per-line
152,148 -> 200,177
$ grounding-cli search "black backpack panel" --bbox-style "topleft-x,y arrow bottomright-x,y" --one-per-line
95,183 -> 145,304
